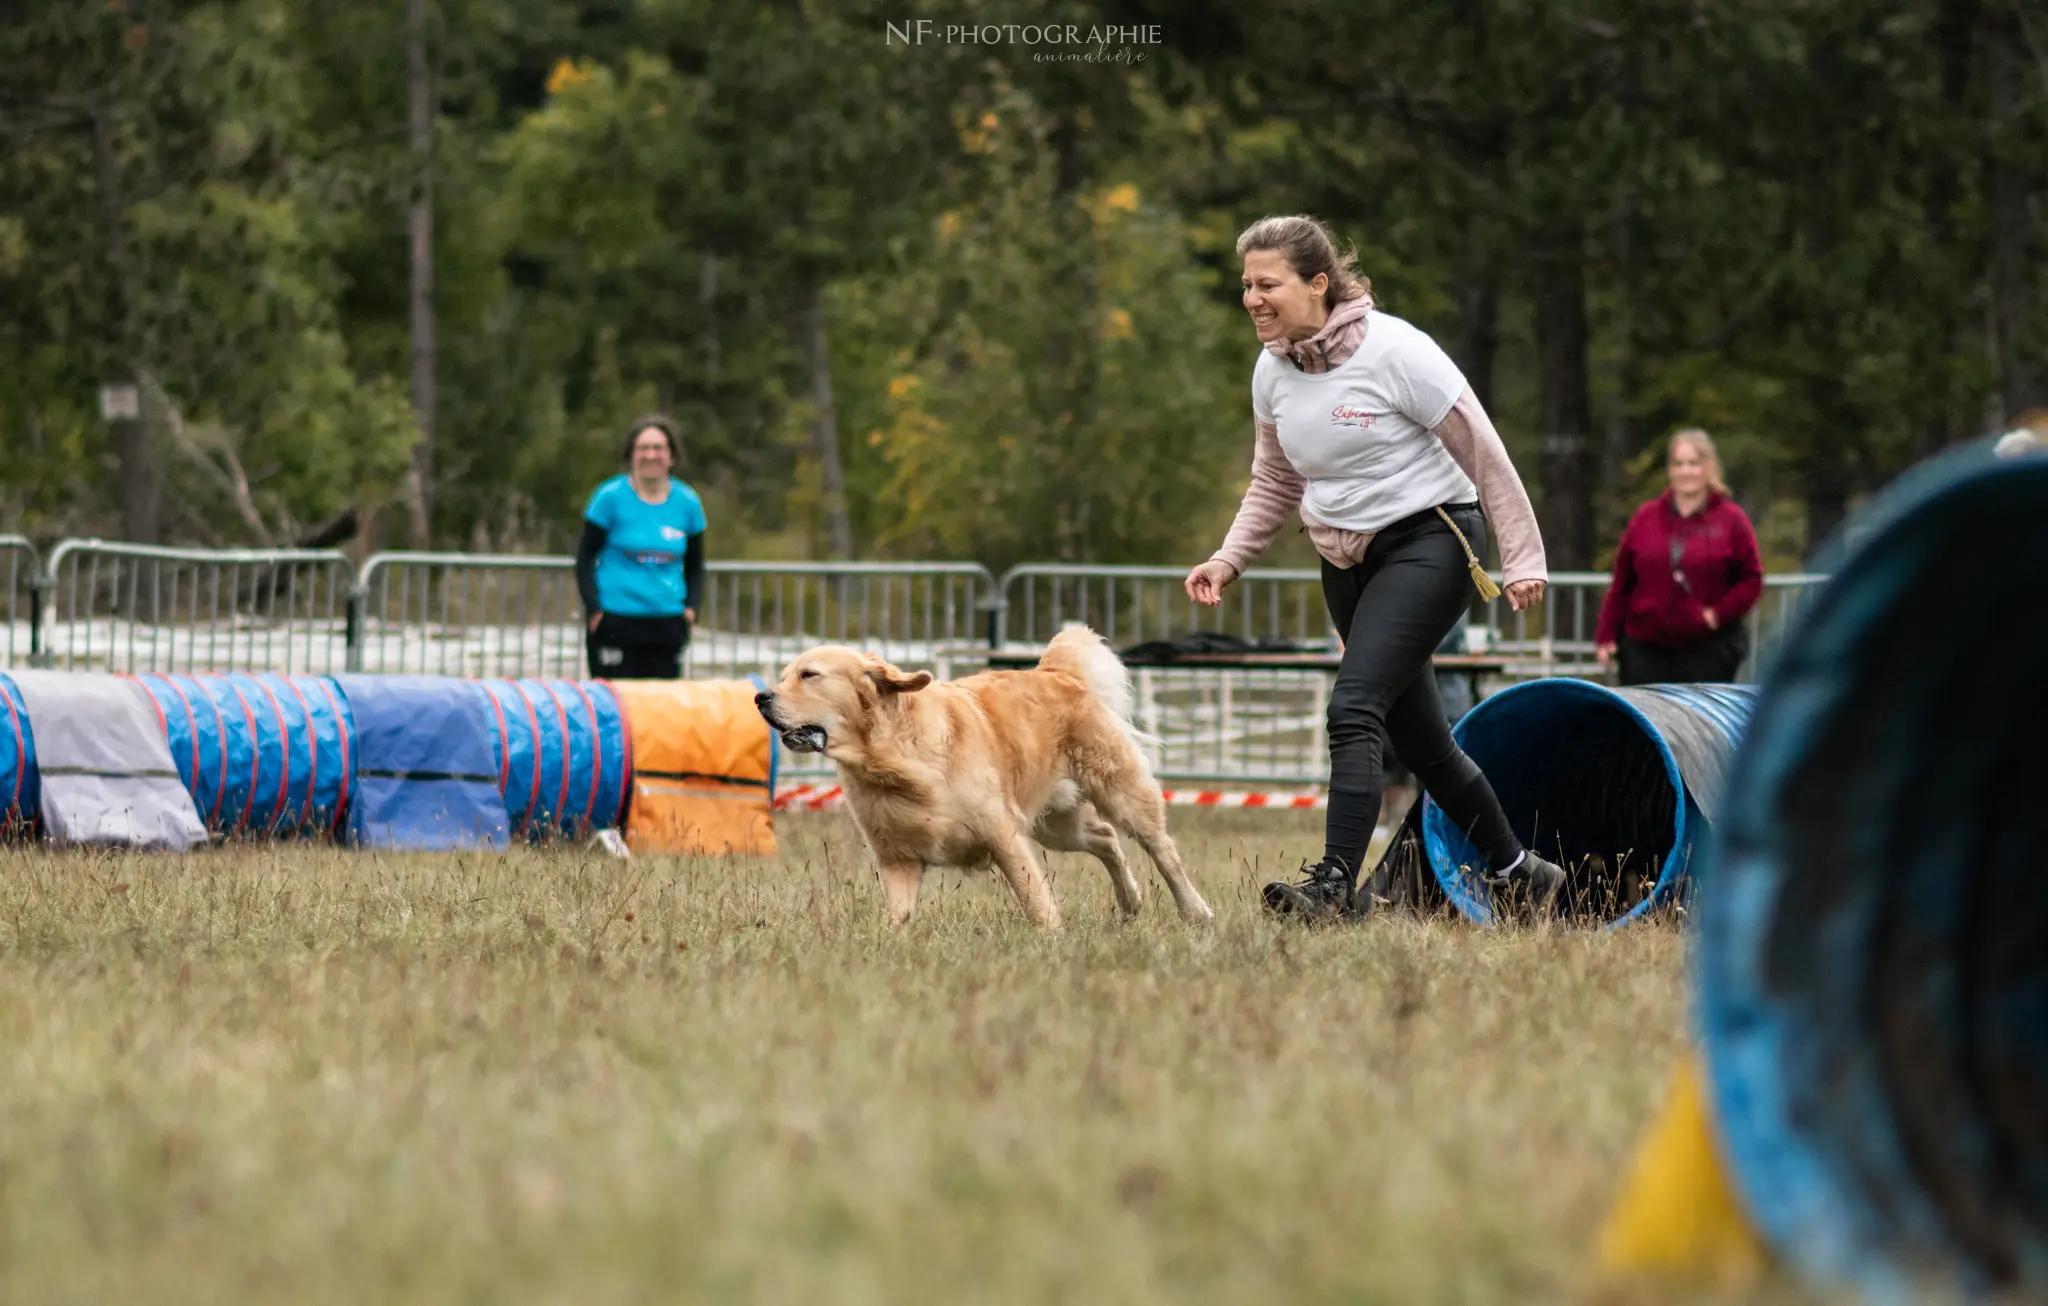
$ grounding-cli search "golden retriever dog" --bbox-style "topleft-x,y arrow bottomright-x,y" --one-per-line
754,625 -> 1213,930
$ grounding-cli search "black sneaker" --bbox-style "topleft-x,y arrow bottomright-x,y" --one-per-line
1488,852 -> 1566,921
1262,857 -> 1358,921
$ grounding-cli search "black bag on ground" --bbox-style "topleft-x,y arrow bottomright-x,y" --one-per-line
1116,631 -> 1314,663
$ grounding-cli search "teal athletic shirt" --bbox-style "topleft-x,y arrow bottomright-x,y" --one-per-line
583,475 -> 707,616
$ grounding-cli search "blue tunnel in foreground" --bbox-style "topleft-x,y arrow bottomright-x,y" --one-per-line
1421,679 -> 1757,926
1693,441 -> 2048,1301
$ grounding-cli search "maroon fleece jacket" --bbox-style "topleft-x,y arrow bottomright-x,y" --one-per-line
1594,491 -> 1764,648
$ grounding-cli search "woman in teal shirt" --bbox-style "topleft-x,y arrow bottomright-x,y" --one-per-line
575,416 -> 707,679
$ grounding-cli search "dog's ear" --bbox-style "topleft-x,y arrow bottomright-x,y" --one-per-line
864,658 -> 933,694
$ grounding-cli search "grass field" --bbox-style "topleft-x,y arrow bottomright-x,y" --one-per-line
0,810 -> 1829,1305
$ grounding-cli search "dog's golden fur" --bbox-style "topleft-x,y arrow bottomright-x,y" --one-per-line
755,626 -> 1212,929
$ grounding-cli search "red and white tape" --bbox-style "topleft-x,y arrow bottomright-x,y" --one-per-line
1159,790 -> 1327,809
774,783 -> 847,811
773,783 -> 1326,812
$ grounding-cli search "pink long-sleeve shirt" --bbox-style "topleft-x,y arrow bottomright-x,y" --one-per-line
1210,295 -> 1548,585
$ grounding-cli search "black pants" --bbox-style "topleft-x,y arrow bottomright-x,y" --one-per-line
1321,503 -> 1524,877
1618,625 -> 1748,686
587,613 -> 688,680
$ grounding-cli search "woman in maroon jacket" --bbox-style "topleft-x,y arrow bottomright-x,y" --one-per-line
1594,429 -> 1764,685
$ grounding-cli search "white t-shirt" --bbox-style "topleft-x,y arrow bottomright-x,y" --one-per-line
1251,310 -> 1477,534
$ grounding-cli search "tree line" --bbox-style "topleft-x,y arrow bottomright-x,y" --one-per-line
3,0 -> 2042,574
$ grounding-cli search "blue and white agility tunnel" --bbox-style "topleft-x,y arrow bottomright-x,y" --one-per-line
133,673 -> 355,839
479,678 -> 630,841
332,675 -> 510,850
1693,438 -> 2048,1301
1,671 -> 647,850
0,673 -> 40,836
1422,680 -> 1757,925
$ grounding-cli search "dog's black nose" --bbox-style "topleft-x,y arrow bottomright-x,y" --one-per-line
754,690 -> 772,707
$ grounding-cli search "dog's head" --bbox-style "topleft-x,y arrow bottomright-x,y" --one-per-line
754,646 -> 933,755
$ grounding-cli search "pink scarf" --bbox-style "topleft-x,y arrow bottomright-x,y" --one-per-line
1264,291 -> 1374,374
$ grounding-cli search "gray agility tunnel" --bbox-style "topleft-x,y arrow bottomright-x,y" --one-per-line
1693,439 -> 2048,1300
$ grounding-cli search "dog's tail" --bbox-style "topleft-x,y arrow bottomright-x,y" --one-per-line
1041,622 -> 1157,753
1041,622 -> 1133,719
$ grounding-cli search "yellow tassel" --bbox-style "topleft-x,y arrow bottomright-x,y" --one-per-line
1468,562 -> 1502,602
1435,507 -> 1504,600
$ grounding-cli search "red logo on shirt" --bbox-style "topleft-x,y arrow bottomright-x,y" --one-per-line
1330,405 -> 1378,428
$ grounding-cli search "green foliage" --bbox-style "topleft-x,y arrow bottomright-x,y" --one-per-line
830,96 -> 1247,572
2,0 -> 2043,567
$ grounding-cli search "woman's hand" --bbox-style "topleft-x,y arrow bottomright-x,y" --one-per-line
1595,642 -> 1617,667
588,611 -> 603,633
1702,607 -> 1720,631
1184,559 -> 1236,608
684,607 -> 697,626
1504,578 -> 1546,613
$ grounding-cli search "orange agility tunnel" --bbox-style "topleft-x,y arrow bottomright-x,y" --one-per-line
610,676 -> 778,856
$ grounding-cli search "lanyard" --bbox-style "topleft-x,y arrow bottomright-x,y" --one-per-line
1668,501 -> 1708,594
1669,531 -> 1692,594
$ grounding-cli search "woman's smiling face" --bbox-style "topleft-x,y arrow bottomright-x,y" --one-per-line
631,427 -> 673,482
1241,249 -> 1328,347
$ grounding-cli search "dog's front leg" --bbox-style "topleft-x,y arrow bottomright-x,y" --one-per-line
876,857 -> 925,925
991,834 -> 1062,930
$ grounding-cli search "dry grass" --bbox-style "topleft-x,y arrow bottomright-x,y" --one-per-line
0,811 -> 1826,1306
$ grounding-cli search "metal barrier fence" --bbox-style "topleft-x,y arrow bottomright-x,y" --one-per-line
689,561 -> 998,681
0,541 -> 1830,784
39,540 -> 354,675
996,564 -> 1825,679
996,563 -> 1330,650
995,565 -> 1830,782
1473,571 -> 1825,680
352,552 -> 584,677
349,555 -> 998,686
0,536 -> 38,670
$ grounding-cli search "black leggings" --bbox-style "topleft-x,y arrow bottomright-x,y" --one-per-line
1321,503 -> 1524,877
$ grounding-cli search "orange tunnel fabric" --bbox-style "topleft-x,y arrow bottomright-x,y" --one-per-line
609,678 -> 778,855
